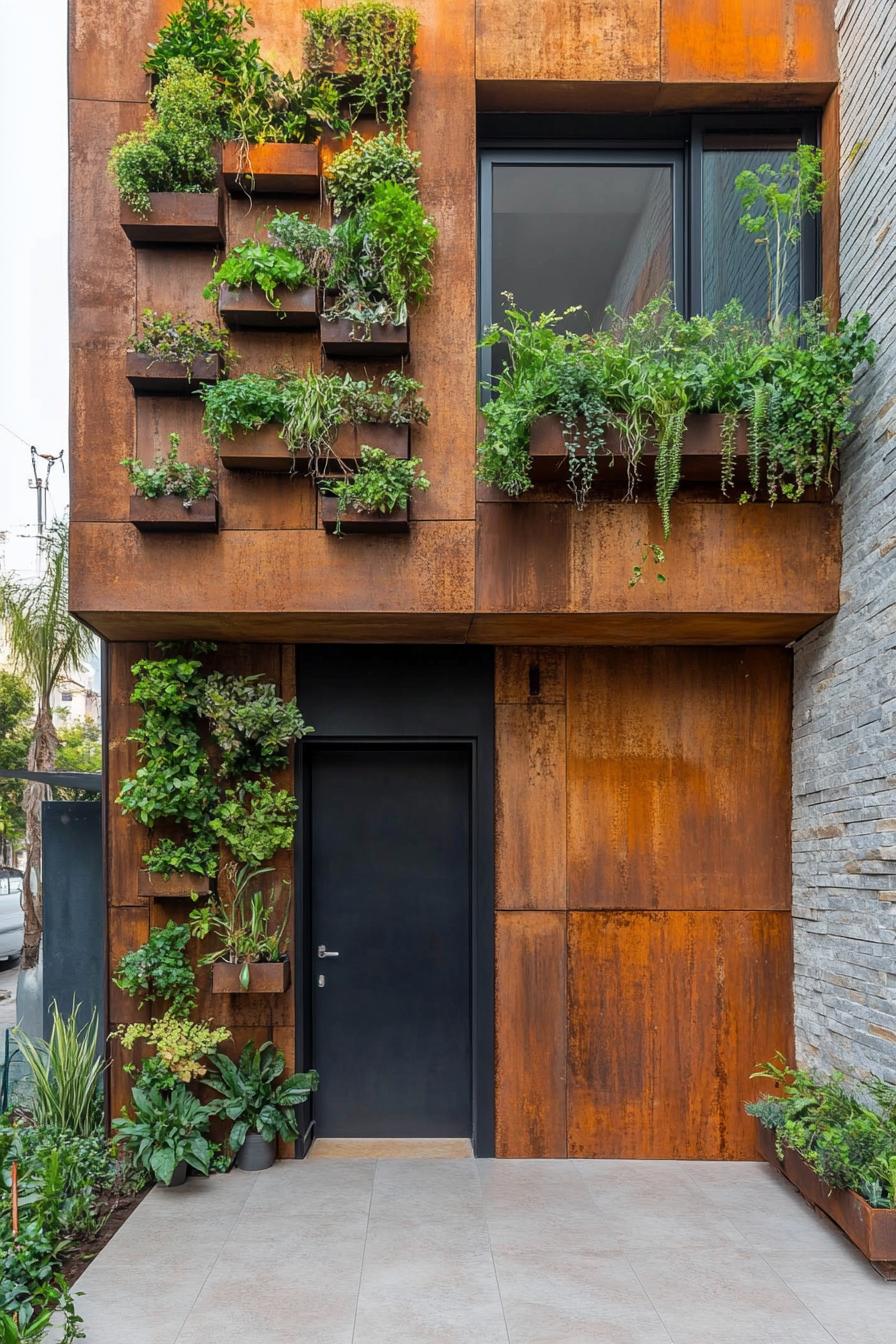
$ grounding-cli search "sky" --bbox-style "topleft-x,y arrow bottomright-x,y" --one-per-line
0,0 -> 69,585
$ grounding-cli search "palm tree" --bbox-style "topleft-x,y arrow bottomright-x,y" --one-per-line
0,522 -> 94,968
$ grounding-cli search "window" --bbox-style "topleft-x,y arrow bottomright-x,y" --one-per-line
479,114 -> 819,380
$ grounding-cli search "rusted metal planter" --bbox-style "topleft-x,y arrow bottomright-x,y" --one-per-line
129,496 -> 219,533
528,412 -> 750,485
211,959 -> 291,993
218,284 -> 318,330
757,1124 -> 896,1278
219,421 -> 410,473
218,423 -> 293,472
120,192 -> 225,245
320,496 -> 409,534
136,871 -> 212,899
320,317 -> 409,360
126,351 -> 224,394
221,141 -> 320,195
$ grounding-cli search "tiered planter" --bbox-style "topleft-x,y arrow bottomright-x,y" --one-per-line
757,1125 -> 896,1278
136,871 -> 212,899
527,412 -> 749,485
221,141 -> 320,195
126,351 -> 224,394
320,496 -> 409,534
218,284 -> 318,330
320,317 -> 409,360
129,496 -> 219,533
211,959 -> 291,994
219,421 -> 410,473
120,192 -> 225,245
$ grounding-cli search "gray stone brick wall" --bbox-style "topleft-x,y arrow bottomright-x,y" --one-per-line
792,0 -> 896,1083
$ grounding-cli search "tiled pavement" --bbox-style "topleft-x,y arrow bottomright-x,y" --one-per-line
76,1153 -> 894,1343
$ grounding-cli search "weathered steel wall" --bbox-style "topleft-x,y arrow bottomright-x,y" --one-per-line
792,0 -> 896,1082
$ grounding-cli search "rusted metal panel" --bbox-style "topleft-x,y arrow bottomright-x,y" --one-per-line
476,1 -> 660,83
495,703 -> 567,910
661,0 -> 837,87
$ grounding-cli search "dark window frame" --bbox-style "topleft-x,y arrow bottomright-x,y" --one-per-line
477,110 -> 821,387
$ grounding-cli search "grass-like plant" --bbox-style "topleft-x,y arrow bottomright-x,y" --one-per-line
13,1003 -> 106,1138
303,2 -> 418,128
122,433 -> 214,507
326,131 -> 421,216
190,864 -> 291,987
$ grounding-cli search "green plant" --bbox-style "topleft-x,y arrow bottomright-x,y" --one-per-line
109,58 -> 222,216
304,3 -> 418,128
122,432 -> 214,506
325,183 -> 437,331
200,672 -> 312,775
12,1004 -> 105,1138
736,144 -> 825,335
320,445 -> 429,532
115,1013 -> 231,1087
210,780 -> 298,864
326,131 -> 420,216
146,0 -> 258,87
205,1041 -> 318,1150
112,1083 -> 213,1185
0,1279 -> 82,1344
113,921 -> 197,1016
190,864 -> 291,986
129,309 -> 233,371
199,374 -> 287,446
204,239 -> 311,308
228,68 -> 348,146
267,213 -> 333,277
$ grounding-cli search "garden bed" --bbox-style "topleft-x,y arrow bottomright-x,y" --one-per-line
320,316 -> 409,360
221,140 -> 320,195
212,959 -> 291,993
320,496 -> 409,533
757,1124 -> 896,1278
527,413 -> 750,485
126,351 -> 224,394
129,496 -> 219,533
120,192 -> 225,245
136,870 -> 213,898
218,284 -> 318,329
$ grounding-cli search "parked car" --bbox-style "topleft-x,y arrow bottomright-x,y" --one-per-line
0,868 -> 24,963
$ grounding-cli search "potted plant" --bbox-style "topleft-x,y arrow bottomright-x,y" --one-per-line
303,3 -> 418,129
189,863 -> 292,993
145,0 -> 349,197
126,309 -> 233,393
122,433 -> 218,532
204,237 -> 319,329
320,445 -> 429,534
112,1082 -> 214,1187
205,1041 -> 319,1169
325,131 -> 421,218
109,58 -> 225,244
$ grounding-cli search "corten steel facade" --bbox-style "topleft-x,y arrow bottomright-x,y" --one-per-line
70,1 -> 846,1157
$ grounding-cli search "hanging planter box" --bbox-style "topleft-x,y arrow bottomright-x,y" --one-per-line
120,192 -> 225,245
320,495 -> 409,534
211,959 -> 290,993
757,1125 -> 896,1278
129,495 -> 219,533
218,423 -> 294,472
218,284 -> 318,330
320,317 -> 409,360
126,351 -> 224,394
329,422 -> 410,469
221,141 -> 320,195
136,871 -> 212,899
527,413 -> 749,485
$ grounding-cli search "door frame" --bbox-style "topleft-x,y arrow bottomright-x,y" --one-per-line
295,734 -> 495,1157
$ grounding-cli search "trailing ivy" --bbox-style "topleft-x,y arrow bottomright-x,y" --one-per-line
113,921 -> 198,1017
303,3 -> 418,129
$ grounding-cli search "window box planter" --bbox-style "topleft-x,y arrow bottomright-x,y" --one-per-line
211,959 -> 290,994
221,141 -> 320,195
219,422 -> 410,473
136,871 -> 212,899
527,412 -> 749,485
218,284 -> 318,330
757,1124 -> 896,1278
129,495 -> 219,533
320,496 -> 409,534
320,317 -> 409,360
125,351 -> 224,394
120,192 -> 225,245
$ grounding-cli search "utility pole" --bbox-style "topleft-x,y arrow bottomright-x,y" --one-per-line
28,446 -> 63,569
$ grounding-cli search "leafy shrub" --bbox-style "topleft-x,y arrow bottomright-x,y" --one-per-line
190,864 -> 291,980
200,673 -> 312,775
326,131 -> 420,216
113,921 -> 197,1016
204,239 -> 312,307
210,779 -> 298,864
129,309 -> 233,371
321,445 -> 429,531
304,2 -> 418,128
206,1041 -> 318,1150
325,183 -> 436,331
115,1013 -> 231,1087
122,433 -> 214,506
109,58 -> 222,216
266,213 -> 332,277
199,374 -> 287,446
112,1083 -> 213,1185
12,1004 -> 105,1137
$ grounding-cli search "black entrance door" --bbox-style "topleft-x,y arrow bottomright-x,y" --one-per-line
308,745 -> 472,1138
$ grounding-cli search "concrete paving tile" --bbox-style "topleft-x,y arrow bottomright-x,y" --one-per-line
240,1157 -> 375,1219
784,1274 -> 896,1344
367,1157 -> 485,1222
353,1249 -> 509,1344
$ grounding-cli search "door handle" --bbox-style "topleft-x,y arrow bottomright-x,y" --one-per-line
317,945 -> 340,959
